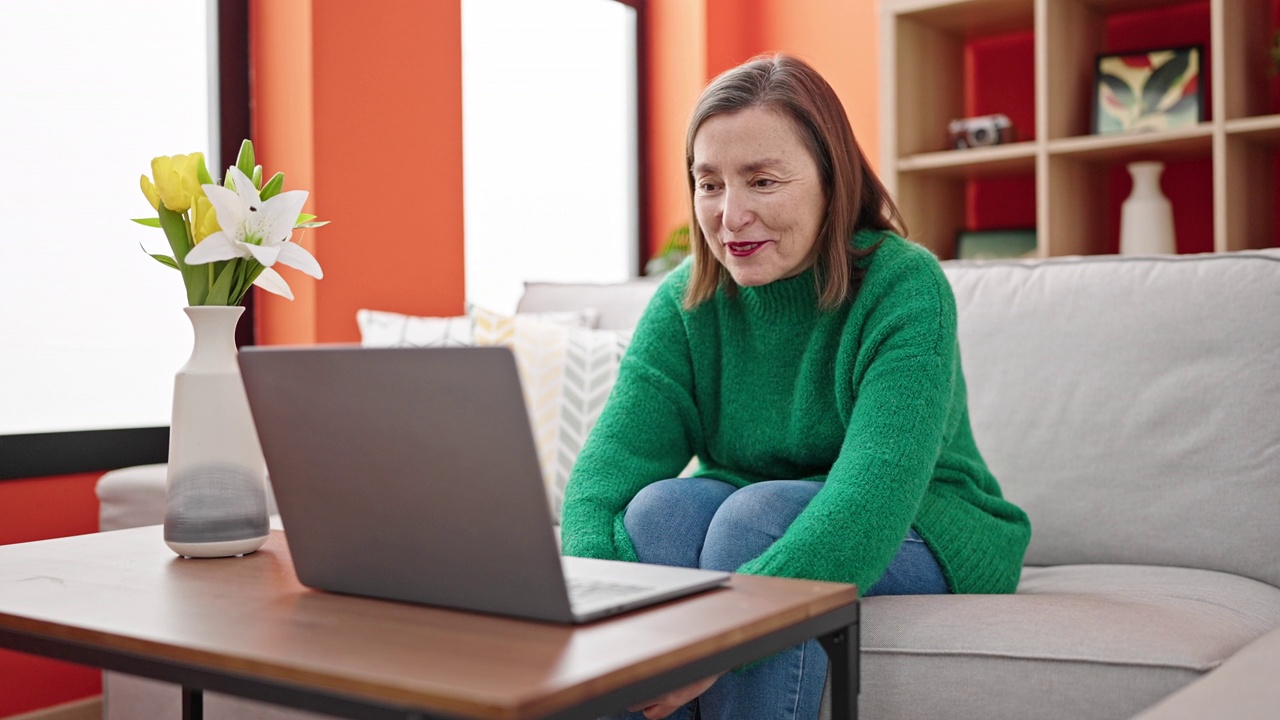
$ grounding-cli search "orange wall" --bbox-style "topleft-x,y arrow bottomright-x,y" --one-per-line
0,473 -> 102,717
249,0 -> 883,332
645,0 -> 882,254
253,0 -> 466,345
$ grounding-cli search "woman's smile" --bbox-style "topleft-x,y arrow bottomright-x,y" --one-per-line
726,240 -> 772,257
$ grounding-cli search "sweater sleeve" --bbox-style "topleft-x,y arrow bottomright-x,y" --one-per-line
559,276 -> 703,562
736,250 -> 958,591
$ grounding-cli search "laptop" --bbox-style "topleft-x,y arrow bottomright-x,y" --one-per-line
237,345 -> 730,623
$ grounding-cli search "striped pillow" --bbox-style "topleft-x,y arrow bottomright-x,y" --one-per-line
471,307 -> 630,521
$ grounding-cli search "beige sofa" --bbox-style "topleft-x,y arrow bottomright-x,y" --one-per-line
97,248 -> 1280,719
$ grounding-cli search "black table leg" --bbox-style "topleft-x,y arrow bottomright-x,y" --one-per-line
819,622 -> 859,720
182,687 -> 203,720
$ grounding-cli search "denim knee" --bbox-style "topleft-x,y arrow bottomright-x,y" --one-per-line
624,478 -> 736,568
700,481 -> 822,572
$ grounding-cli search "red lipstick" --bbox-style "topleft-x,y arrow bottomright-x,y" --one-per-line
726,241 -> 768,257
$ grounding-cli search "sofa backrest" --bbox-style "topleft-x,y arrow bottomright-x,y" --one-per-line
518,251 -> 1280,587
518,279 -> 662,330
945,251 -> 1280,587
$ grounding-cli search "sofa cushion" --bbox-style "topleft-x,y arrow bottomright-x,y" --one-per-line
942,251 -> 1280,586
1131,624 -> 1280,719
856,564 -> 1280,720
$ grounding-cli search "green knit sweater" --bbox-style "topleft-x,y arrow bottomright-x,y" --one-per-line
560,231 -> 1030,594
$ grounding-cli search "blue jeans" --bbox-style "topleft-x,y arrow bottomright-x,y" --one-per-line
605,478 -> 949,720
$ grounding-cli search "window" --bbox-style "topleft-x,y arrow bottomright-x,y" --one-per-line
461,0 -> 642,313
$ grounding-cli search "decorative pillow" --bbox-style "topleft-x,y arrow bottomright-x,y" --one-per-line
356,310 -> 474,348
356,306 -> 598,348
470,306 -> 631,521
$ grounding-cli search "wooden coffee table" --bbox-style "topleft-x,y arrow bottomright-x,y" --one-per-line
0,527 -> 859,720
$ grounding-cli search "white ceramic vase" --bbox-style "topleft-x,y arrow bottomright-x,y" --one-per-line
1120,161 -> 1176,256
164,306 -> 269,558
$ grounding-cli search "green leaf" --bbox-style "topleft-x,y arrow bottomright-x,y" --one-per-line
1162,92 -> 1199,120
196,154 -> 214,186
158,205 -> 205,305
229,259 -> 264,305
297,213 -> 316,223
148,253 -> 179,270
260,172 -> 285,200
252,164 -> 263,189
1142,50 -> 1191,116
203,261 -> 240,306
235,139 -> 256,180
295,220 -> 329,229
139,242 -> 179,269
131,217 -> 162,228
1099,74 -> 1134,109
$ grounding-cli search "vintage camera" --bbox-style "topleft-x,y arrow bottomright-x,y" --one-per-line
948,114 -> 1016,149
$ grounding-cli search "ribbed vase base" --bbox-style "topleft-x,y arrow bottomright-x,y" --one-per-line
166,535 -> 269,559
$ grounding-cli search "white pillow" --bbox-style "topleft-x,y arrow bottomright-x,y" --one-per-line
356,309 -> 473,348
356,306 -> 598,348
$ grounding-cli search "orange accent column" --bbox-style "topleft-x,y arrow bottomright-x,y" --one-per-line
251,0 -> 465,344
645,0 -> 708,256
251,0 -> 317,345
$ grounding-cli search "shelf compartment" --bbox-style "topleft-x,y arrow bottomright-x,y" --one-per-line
1221,0 -> 1280,120
1047,124 -> 1212,163
896,169 -> 1037,260
897,141 -> 1037,176
1046,153 -> 1214,256
1223,134 -> 1279,251
887,0 -> 1035,158
888,0 -> 1034,37
1044,0 -> 1212,140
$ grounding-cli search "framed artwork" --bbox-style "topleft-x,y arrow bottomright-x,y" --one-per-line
956,229 -> 1037,261
1094,46 -> 1203,135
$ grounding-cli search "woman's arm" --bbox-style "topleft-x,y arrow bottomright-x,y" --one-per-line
559,278 -> 704,562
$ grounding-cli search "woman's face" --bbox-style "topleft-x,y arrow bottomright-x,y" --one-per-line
692,106 -> 826,287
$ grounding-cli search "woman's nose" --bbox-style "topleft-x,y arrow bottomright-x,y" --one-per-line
721,188 -> 753,234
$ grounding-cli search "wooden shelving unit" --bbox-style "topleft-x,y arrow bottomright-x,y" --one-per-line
879,0 -> 1280,259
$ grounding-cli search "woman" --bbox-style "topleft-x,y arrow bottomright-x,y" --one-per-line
560,54 -> 1030,720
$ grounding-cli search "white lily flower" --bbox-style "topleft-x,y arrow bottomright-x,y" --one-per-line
185,167 -> 323,298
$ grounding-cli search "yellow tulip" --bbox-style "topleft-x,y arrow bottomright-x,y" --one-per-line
149,152 -> 206,213
191,195 -> 221,244
139,174 -> 161,211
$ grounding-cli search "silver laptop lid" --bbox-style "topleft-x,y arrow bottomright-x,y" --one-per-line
239,346 -> 578,623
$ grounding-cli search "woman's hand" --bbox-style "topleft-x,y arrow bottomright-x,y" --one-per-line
627,672 -> 723,719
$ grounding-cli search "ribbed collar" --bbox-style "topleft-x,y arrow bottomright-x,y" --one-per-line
734,267 -> 821,323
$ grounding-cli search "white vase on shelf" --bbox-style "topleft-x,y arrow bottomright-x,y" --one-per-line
1120,161 -> 1176,256
163,305 -> 269,558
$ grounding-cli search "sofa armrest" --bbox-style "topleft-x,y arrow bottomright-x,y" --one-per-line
97,464 -> 168,532
1130,625 -> 1280,719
